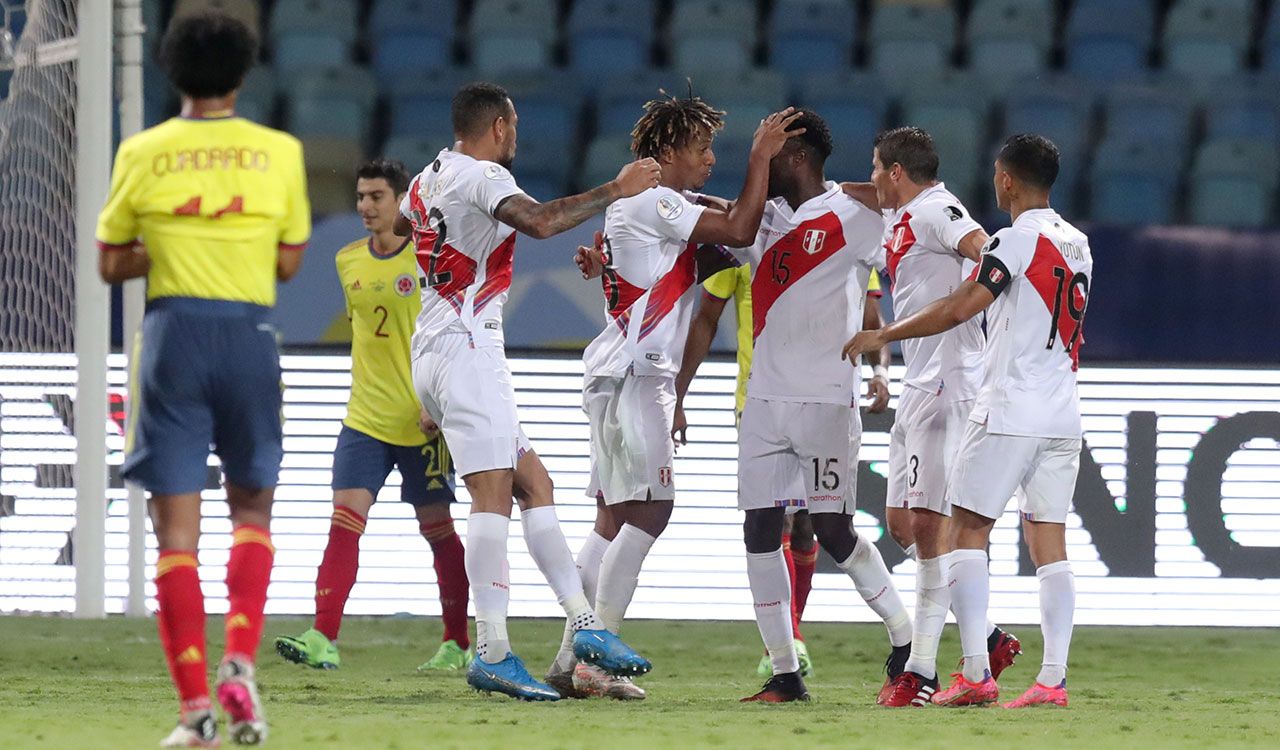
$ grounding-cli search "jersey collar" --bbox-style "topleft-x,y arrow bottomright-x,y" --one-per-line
367,236 -> 411,259
774,181 -> 842,221
897,181 -> 947,215
1012,207 -> 1058,227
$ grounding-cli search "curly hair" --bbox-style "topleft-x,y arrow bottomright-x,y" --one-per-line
630,89 -> 726,159
158,11 -> 257,99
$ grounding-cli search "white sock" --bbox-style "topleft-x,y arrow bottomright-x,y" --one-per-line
948,548 -> 991,682
551,530 -> 611,674
465,512 -> 512,664
837,536 -> 912,647
1036,560 -> 1074,687
904,554 -> 950,679
902,543 -> 917,560
746,548 -> 799,675
520,505 -> 604,631
594,525 -> 656,634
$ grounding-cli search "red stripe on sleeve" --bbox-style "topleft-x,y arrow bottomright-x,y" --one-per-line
97,240 -> 136,252
278,241 -> 307,251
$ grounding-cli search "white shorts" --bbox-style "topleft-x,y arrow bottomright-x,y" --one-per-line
887,387 -> 973,515
584,373 -> 676,504
412,332 -> 531,478
738,398 -> 860,515
947,419 -> 1082,523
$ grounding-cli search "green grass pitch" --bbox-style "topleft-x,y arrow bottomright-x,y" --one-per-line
1,616 -> 1277,749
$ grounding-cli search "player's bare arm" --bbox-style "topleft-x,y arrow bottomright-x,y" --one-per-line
393,212 -> 412,237
956,227 -> 990,263
671,291 -> 729,446
843,280 -> 995,361
694,194 -> 734,211
840,181 -> 880,211
98,243 -> 151,283
277,246 -> 304,281
494,159 -> 662,239
861,292 -> 891,413
687,108 -> 805,247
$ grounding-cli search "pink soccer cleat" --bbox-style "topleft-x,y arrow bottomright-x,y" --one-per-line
932,671 -> 999,707
1003,681 -> 1068,708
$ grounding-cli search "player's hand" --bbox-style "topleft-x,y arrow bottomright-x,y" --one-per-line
671,402 -> 688,449
865,372 -> 890,413
574,230 -> 606,280
614,158 -> 662,198
841,330 -> 885,363
419,409 -> 440,438
751,107 -> 806,159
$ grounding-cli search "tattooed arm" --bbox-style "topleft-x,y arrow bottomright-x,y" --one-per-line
494,158 -> 661,239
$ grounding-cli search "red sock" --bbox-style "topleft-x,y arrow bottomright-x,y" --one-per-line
782,534 -> 802,641
225,525 -> 274,662
792,544 -> 819,626
422,518 -> 470,650
155,550 -> 210,715
314,506 -> 365,641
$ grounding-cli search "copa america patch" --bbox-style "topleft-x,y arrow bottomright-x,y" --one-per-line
483,164 -> 508,180
802,228 -> 826,255
945,205 -> 963,221
656,194 -> 684,221
394,273 -> 416,296
658,466 -> 672,487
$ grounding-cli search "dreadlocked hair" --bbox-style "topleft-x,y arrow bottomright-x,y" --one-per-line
630,90 -> 726,159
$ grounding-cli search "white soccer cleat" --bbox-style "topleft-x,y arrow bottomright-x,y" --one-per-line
159,711 -> 220,748
572,662 -> 646,701
215,658 -> 268,745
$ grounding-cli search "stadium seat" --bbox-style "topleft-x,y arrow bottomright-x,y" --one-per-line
286,67 -> 378,143
1089,137 -> 1181,225
1189,139 -> 1279,228
381,135 -> 444,173
1064,0 -> 1153,81
1162,0 -> 1252,82
567,0 -> 655,80
594,70 -> 689,137
768,0 -> 857,76
235,69 -> 276,125
670,0 -> 758,75
387,70 -> 467,144
580,135 -> 635,190
1263,4 -> 1280,72
798,71 -> 890,179
172,0 -> 260,35
370,0 -> 456,38
269,0 -> 358,73
965,0 -> 1053,94
502,73 -> 584,149
370,0 -> 455,77
899,71 -> 992,203
694,70 -> 788,142
867,2 -> 956,78
302,135 -> 365,215
1102,80 -> 1196,154
470,0 -> 557,75
1002,75 -> 1095,166
1203,75 -> 1280,144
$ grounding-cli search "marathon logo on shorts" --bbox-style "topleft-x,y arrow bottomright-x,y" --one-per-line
756,599 -> 783,608
802,229 -> 826,255
658,466 -> 672,487
394,273 -> 416,297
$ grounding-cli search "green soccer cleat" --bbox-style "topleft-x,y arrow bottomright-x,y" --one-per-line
756,652 -> 772,678
275,627 -> 340,670
418,640 -> 473,672
755,639 -> 812,678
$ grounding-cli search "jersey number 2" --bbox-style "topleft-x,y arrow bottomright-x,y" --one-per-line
373,305 -> 390,338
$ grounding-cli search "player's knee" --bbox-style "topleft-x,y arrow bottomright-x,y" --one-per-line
811,514 -> 856,562
789,511 -> 815,547
885,509 -> 914,550
743,508 -> 786,554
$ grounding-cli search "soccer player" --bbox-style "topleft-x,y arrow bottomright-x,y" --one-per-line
852,128 -> 1022,707
274,160 -> 472,673
546,98 -> 801,700
393,82 -> 661,701
674,111 -> 913,703
844,134 -> 1090,709
96,12 -> 307,747
691,264 -> 891,679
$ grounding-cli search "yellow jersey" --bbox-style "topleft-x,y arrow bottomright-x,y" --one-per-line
336,237 -> 425,446
96,115 -> 310,306
704,266 -> 881,413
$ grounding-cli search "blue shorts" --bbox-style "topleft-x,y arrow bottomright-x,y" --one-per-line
122,298 -> 283,495
331,424 -> 456,506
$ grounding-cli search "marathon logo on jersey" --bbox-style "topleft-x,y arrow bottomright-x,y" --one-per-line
394,273 -> 416,296
802,228 -> 826,255
656,194 -> 684,221
945,205 -> 964,221
658,466 -> 672,487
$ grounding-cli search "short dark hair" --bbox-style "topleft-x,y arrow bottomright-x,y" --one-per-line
158,11 -> 257,98
997,133 -> 1060,191
874,127 -> 939,183
357,159 -> 411,194
452,82 -> 514,138
630,92 -> 726,159
786,109 -> 833,163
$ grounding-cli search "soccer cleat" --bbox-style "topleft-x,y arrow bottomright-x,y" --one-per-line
741,670 -> 810,703
757,639 -> 812,678
756,652 -> 772,678
878,670 -> 939,708
274,627 -> 340,670
1003,680 -> 1068,709
544,665 -> 583,699
987,627 -> 1023,681
572,629 -> 652,677
215,658 -> 268,745
159,711 -> 220,748
875,643 -> 912,704
932,671 -> 1000,707
572,662 -> 647,701
466,653 -> 560,701
417,640 -> 473,672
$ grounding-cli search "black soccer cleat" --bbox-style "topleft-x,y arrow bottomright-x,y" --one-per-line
876,643 -> 912,703
741,670 -> 811,703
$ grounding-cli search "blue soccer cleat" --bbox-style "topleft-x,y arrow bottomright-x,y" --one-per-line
466,653 -> 561,702
572,629 -> 652,677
